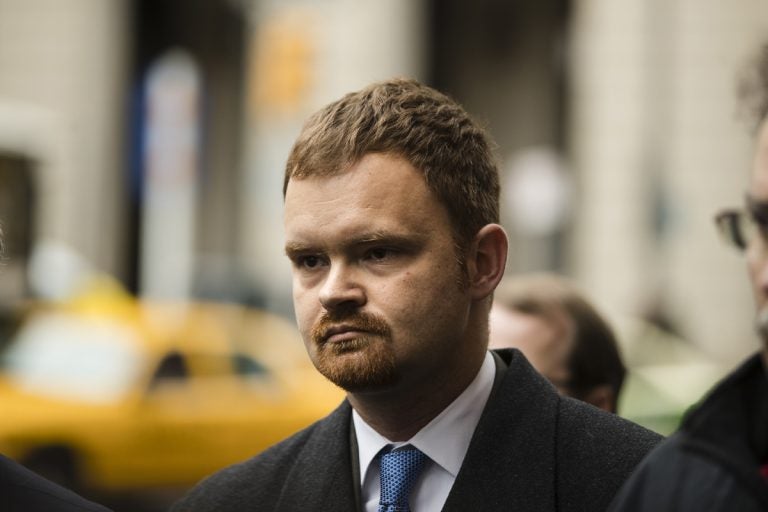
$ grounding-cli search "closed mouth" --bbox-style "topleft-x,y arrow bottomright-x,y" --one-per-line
322,325 -> 369,344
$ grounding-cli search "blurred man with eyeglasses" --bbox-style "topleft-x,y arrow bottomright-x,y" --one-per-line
609,46 -> 768,511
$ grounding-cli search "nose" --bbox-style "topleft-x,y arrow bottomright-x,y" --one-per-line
318,263 -> 366,312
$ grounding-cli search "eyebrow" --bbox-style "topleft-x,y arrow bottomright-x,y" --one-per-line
284,242 -> 314,258
354,231 -> 420,245
284,231 -> 423,257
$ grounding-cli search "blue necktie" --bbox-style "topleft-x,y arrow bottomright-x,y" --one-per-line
378,446 -> 427,512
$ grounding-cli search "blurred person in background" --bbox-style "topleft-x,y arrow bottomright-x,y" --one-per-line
173,77 -> 660,512
489,273 -> 625,413
0,226 -> 112,512
609,44 -> 768,511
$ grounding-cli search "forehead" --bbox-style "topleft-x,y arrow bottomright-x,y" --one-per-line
283,153 -> 452,244
489,306 -> 573,377
491,306 -> 570,346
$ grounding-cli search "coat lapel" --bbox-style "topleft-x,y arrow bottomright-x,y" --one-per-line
442,349 -> 560,512
272,350 -> 560,511
273,401 -> 359,511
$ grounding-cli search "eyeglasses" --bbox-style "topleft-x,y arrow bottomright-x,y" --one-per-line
714,209 -> 768,251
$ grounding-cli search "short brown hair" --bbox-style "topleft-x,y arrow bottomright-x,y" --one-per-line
495,273 -> 626,411
284,78 -> 500,245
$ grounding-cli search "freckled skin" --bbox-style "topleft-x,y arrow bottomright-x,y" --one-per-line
284,153 -> 492,439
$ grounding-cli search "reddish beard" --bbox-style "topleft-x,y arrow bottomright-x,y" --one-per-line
309,311 -> 397,392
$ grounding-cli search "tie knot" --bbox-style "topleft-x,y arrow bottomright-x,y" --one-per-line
378,446 -> 427,512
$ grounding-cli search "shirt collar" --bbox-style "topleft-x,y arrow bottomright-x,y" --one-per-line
353,351 -> 496,483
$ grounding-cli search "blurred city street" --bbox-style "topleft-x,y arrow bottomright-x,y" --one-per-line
1,0 -> 768,509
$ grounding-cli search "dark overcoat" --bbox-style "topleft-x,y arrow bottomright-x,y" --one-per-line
609,354 -> 768,512
173,349 -> 662,511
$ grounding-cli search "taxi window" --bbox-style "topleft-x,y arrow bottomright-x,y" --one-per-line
149,351 -> 188,388
232,353 -> 268,377
163,351 -> 269,379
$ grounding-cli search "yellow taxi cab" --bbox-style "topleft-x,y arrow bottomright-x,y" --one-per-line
0,278 -> 344,495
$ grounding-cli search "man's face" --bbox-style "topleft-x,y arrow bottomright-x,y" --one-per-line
284,153 -> 476,394
488,304 -> 573,392
748,119 -> 768,357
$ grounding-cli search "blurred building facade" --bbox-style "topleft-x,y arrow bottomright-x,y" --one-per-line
0,0 -> 766,367
569,0 -> 768,365
0,0 -> 129,301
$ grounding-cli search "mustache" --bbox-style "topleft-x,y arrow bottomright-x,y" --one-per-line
311,311 -> 391,345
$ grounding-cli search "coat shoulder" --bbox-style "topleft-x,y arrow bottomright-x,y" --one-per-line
170,401 -> 352,512
170,429 -> 314,512
556,397 -> 663,510
558,396 -> 662,459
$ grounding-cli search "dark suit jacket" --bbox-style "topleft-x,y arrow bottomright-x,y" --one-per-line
0,454 -> 112,512
172,349 -> 662,511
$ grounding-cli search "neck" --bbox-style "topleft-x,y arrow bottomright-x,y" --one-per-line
348,349 -> 487,441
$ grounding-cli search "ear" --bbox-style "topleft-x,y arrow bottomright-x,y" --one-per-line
466,223 -> 508,300
581,385 -> 616,413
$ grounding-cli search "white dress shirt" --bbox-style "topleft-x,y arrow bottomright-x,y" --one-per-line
353,351 -> 496,512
